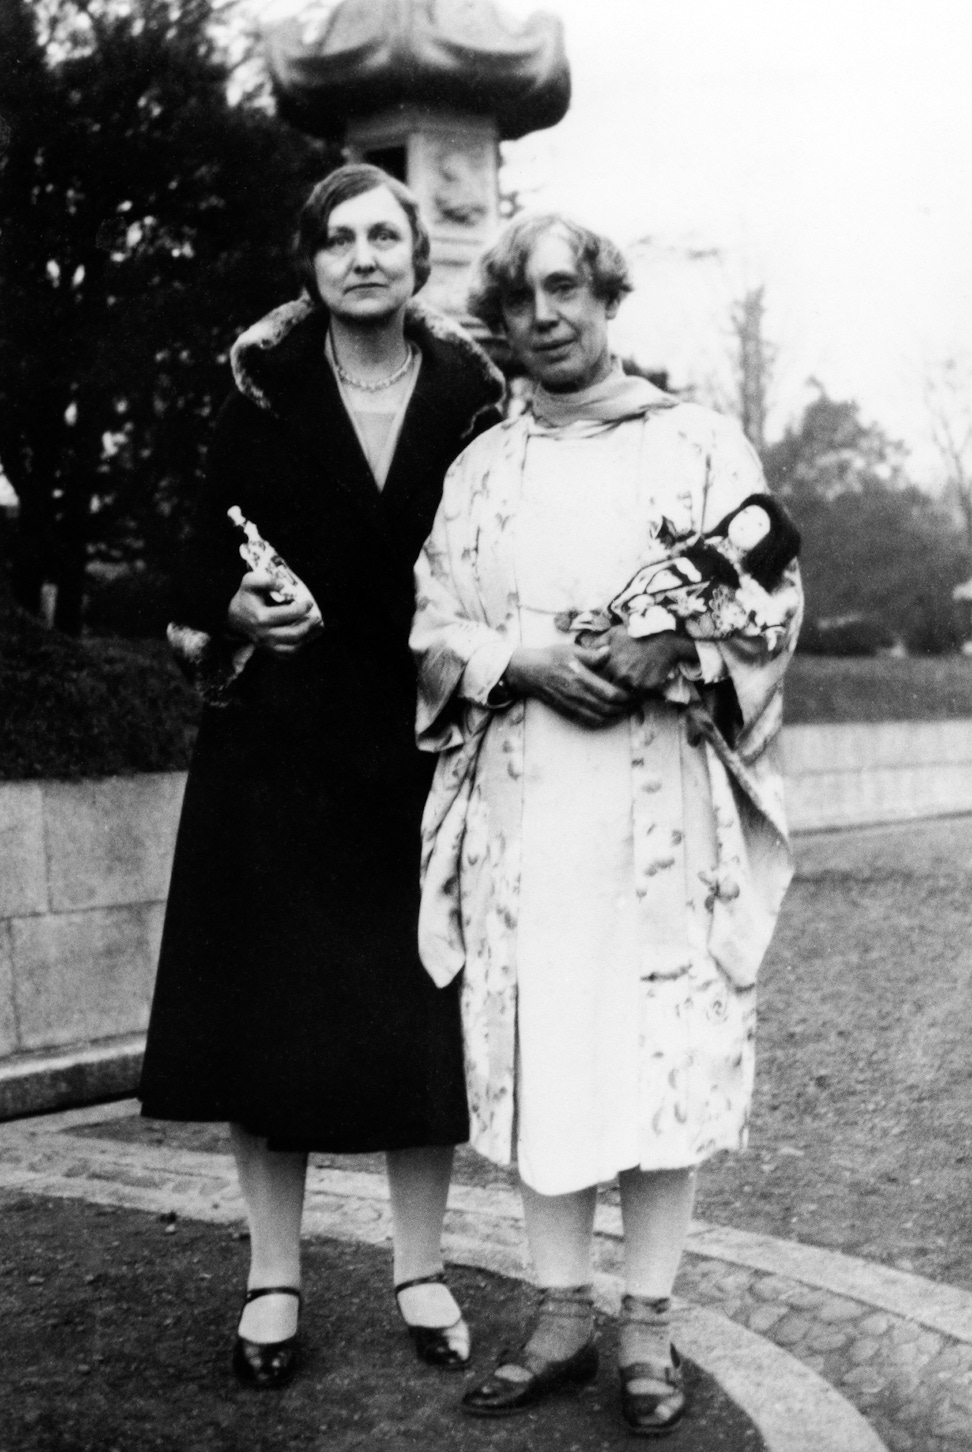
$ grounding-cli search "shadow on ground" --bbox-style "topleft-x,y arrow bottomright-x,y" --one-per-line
0,1192 -> 764,1452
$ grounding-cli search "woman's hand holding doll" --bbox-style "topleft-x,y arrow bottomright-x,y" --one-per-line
227,574 -> 323,658
591,627 -> 699,697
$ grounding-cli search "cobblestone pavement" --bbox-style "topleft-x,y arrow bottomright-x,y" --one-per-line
672,1252 -> 972,1452
588,1199 -> 972,1452
4,1102 -> 972,1451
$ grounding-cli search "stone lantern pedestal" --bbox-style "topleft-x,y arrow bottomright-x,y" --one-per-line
345,107 -> 500,317
261,0 -> 570,322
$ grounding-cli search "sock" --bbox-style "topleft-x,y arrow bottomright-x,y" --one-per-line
619,1294 -> 675,1379
496,1284 -> 594,1381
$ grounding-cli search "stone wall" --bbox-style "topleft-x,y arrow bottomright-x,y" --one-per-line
783,719 -> 972,831
1,718 -> 971,1117
0,773 -> 185,1117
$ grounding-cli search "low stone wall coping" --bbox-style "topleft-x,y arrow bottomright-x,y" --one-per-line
783,718 -> 972,773
782,719 -> 972,831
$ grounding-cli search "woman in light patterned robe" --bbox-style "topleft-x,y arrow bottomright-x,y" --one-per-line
410,214 -> 802,1435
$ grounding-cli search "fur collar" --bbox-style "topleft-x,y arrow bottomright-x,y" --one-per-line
231,293 -> 504,414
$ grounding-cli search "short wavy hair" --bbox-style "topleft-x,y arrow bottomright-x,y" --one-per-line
468,213 -> 633,334
293,163 -> 432,305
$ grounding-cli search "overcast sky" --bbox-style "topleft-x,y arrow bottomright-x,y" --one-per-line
497,0 -> 972,480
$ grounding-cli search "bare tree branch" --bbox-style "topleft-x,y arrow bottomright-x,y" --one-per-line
925,355 -> 972,548
731,286 -> 776,455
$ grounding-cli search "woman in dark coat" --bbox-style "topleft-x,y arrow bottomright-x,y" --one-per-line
139,165 -> 503,1387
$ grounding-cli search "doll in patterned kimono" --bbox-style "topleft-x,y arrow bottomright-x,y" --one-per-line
561,493 -> 800,653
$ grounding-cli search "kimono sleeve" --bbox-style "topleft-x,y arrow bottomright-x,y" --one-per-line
689,413 -> 803,758
411,442 -> 514,752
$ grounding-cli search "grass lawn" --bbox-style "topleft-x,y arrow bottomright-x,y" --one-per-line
785,652 -> 972,723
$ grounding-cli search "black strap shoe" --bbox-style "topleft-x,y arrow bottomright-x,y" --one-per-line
619,1346 -> 686,1438
462,1287 -> 598,1419
232,1285 -> 301,1390
395,1271 -> 471,1370
462,1336 -> 599,1416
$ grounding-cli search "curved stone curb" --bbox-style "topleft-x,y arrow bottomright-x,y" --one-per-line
437,1223 -> 886,1452
0,1103 -> 888,1452
683,1221 -> 972,1346
666,1303 -> 885,1452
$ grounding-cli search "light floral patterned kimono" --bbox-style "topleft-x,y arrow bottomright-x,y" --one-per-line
411,390 -> 802,1192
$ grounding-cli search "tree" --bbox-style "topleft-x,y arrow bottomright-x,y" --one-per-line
0,0 -> 337,633
0,0 -> 61,617
764,385 -> 967,653
731,286 -> 774,454
925,354 -> 972,550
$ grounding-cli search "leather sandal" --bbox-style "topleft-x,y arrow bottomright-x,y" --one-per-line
462,1286 -> 598,1417
394,1271 -> 471,1370
232,1285 -> 301,1390
619,1346 -> 686,1438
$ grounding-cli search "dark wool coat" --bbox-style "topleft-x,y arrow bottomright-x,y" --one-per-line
138,297 -> 503,1151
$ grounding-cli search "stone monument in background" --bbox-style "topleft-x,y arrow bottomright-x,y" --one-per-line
260,0 -> 570,320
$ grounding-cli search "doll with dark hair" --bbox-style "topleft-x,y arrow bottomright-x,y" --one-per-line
562,494 -> 801,653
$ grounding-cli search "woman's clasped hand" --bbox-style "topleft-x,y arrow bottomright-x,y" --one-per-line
589,625 -> 699,697
506,628 -> 697,727
505,641 -> 629,726
226,570 -> 324,657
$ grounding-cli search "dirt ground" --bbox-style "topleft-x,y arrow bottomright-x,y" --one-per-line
695,814 -> 972,1288
0,1193 -> 761,1452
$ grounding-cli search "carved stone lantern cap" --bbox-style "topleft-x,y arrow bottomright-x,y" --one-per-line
261,0 -> 571,141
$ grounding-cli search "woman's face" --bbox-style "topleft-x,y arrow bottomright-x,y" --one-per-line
727,503 -> 771,554
500,227 -> 617,393
313,185 -> 416,324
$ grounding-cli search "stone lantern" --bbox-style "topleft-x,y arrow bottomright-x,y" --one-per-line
260,0 -> 570,319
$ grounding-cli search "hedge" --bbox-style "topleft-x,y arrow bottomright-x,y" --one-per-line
0,601 -> 199,780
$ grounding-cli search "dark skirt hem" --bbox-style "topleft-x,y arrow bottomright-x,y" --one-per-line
139,1099 -> 469,1156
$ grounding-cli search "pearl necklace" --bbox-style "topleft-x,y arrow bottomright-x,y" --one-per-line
332,347 -> 413,392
